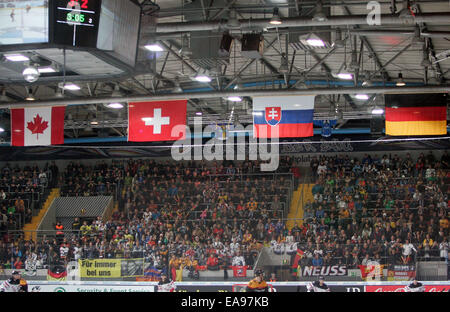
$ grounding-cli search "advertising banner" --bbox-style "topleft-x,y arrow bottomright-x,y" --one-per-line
78,259 -> 122,278
29,283 -> 155,293
2,135 -> 448,162
121,259 -> 144,277
24,281 -> 450,293
176,285 -> 365,292
300,265 -> 347,277
387,265 -> 416,281
366,285 -> 450,292
79,259 -> 144,278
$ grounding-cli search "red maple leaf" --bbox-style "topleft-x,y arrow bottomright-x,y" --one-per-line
27,114 -> 48,140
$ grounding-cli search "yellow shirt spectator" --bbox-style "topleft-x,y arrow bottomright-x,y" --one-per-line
218,194 -> 228,204
124,233 -> 134,242
339,208 -> 349,219
169,257 -> 180,268
246,200 -> 258,211
80,224 -> 92,236
243,232 -> 252,243
423,239 -> 433,248
439,218 -> 448,229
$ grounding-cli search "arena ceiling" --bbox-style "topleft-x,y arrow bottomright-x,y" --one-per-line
0,0 -> 450,140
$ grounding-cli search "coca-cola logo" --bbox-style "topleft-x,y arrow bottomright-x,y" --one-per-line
427,287 -> 450,292
366,285 -> 450,292
373,287 -> 406,292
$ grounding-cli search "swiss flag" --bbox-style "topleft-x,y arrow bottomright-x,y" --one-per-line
11,106 -> 65,147
128,100 -> 187,142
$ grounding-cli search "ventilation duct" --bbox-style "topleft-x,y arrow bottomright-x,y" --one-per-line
241,33 -> 264,59
183,0 -> 230,69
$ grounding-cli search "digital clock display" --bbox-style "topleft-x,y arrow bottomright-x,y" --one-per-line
53,0 -> 101,47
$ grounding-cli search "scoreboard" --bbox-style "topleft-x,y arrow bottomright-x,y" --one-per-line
53,0 -> 102,48
0,0 -> 141,67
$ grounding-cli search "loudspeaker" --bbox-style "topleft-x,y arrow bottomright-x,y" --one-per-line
241,33 -> 264,59
219,33 -> 234,59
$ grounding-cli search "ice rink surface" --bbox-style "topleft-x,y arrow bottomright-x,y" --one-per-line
0,3 -> 48,45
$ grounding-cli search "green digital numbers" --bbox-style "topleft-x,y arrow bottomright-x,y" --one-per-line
67,13 -> 85,23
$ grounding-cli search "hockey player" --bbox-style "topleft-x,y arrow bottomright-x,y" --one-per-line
19,278 -> 28,292
157,272 -> 176,292
405,279 -> 425,292
0,271 -> 28,292
246,269 -> 269,292
307,276 -> 331,292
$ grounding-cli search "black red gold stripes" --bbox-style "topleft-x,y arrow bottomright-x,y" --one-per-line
385,93 -> 448,136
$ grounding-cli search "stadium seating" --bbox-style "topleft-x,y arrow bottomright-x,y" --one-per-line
0,158 -> 296,274
0,154 -> 448,279
284,152 -> 449,270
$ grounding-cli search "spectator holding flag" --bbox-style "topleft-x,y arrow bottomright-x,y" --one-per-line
401,240 -> 417,264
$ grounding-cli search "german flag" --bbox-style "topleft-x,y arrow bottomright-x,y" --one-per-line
385,93 -> 447,136
291,249 -> 304,274
47,265 -> 67,281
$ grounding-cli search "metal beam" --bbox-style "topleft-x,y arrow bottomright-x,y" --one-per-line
159,40 -> 218,92
368,43 -> 412,79
208,0 -> 238,21
234,37 -> 282,77
259,58 -> 280,75
224,37 -> 279,90
340,4 -> 390,82
159,40 -> 198,73
349,30 -> 450,38
2,85 -> 449,109
155,44 -> 172,90
290,47 -> 338,89
415,4 -> 446,83
149,13 -> 450,33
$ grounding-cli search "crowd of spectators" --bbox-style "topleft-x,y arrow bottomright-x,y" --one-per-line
0,158 -> 296,277
0,162 -> 57,241
277,151 -> 449,270
60,160 -> 123,197
0,152 -> 448,280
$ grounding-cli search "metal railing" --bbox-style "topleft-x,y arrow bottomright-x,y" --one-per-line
60,183 -> 119,200
1,228 -> 447,281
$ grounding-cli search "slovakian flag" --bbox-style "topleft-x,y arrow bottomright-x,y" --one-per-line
11,106 -> 65,147
385,93 -> 447,136
128,100 -> 187,142
253,96 -> 315,138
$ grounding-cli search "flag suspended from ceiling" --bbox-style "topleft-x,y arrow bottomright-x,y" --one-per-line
253,95 -> 315,139
128,100 -> 187,142
11,106 -> 66,147
385,93 -> 447,136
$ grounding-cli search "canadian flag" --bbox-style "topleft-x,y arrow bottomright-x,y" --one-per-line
128,100 -> 187,142
11,106 -> 65,147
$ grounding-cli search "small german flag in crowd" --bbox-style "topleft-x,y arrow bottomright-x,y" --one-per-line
47,265 -> 67,281
385,93 -> 448,136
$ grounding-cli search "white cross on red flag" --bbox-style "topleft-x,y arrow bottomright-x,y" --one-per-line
128,100 -> 187,142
